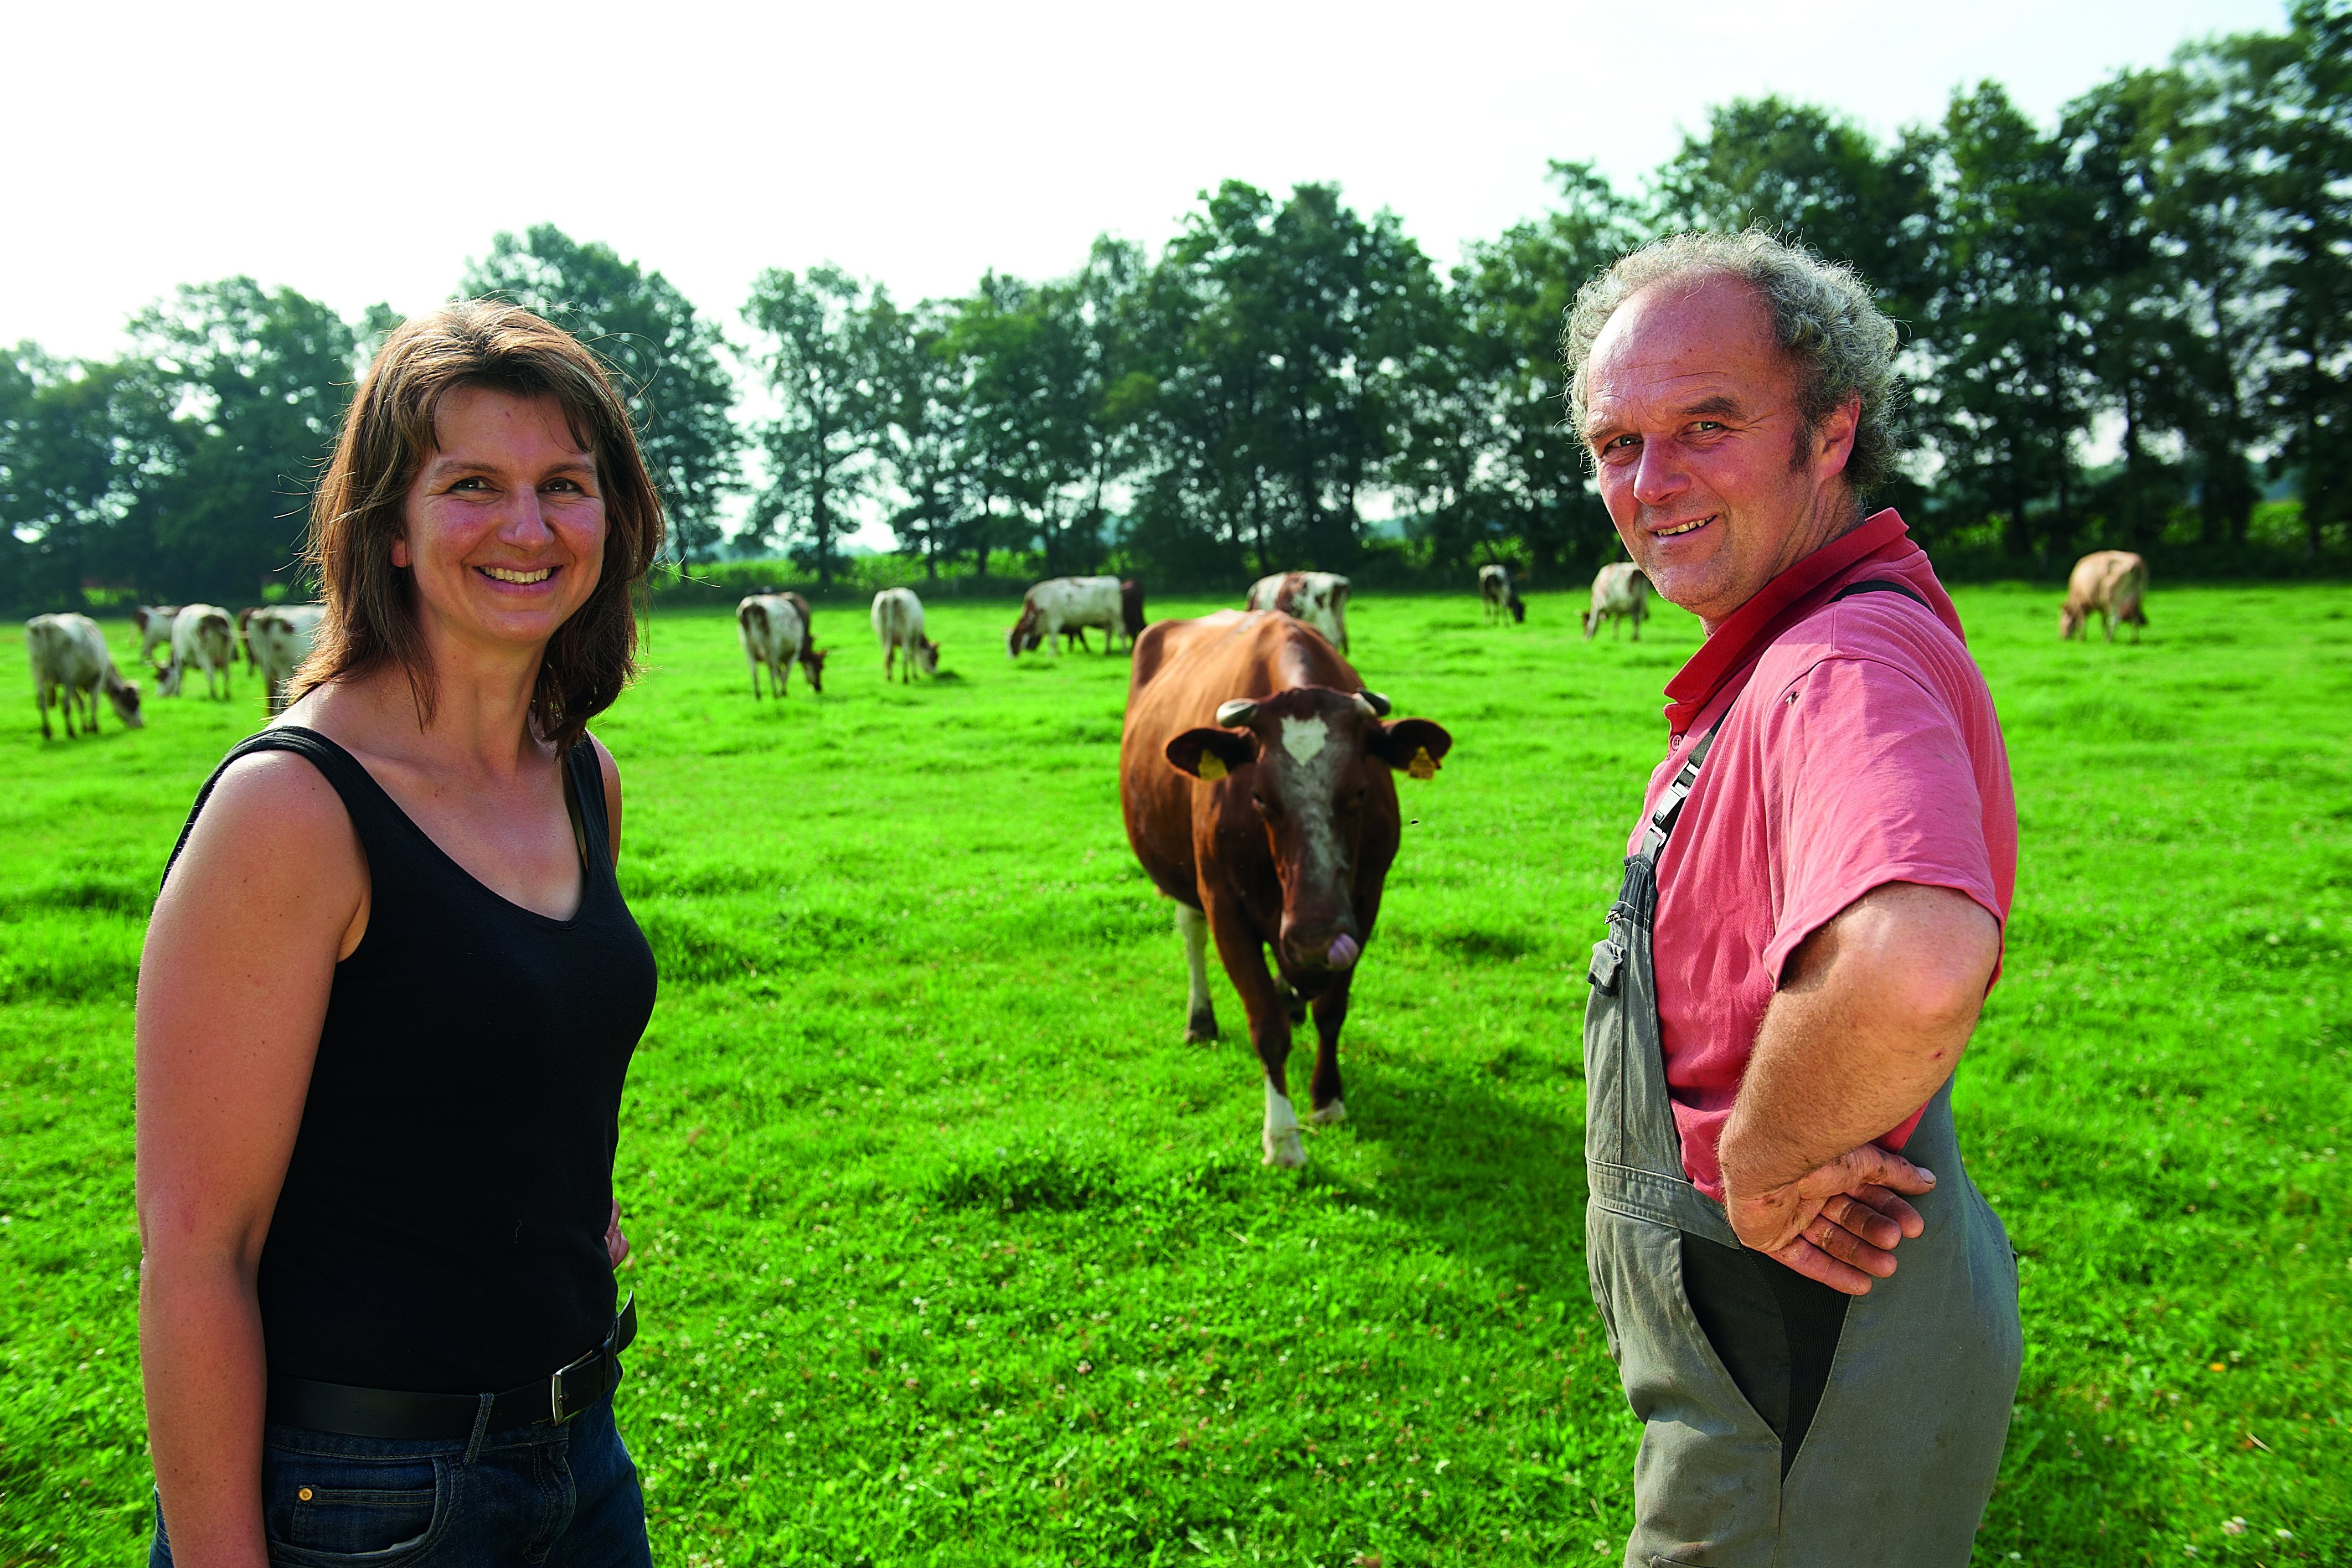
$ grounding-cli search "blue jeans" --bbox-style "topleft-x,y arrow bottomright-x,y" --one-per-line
151,1390 -> 651,1567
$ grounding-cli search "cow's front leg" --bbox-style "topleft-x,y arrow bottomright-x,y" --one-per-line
1209,902 -> 1302,1167
1307,976 -> 1352,1125
1175,902 -> 1218,1043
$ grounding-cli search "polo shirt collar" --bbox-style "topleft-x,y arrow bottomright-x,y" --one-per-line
1660,507 -> 1912,735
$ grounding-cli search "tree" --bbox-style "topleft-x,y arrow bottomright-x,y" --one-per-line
743,265 -> 875,585
128,278 -> 359,603
463,226 -> 742,561
1,347 -> 166,612
865,294 -> 970,579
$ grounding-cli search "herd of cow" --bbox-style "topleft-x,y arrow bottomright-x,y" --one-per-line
20,550 -> 2151,1163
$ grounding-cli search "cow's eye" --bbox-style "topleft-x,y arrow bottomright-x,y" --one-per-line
1252,793 -> 1279,818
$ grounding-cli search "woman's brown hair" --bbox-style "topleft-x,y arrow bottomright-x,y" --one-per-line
292,300 -> 665,752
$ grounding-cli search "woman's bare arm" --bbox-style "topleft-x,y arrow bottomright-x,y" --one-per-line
136,754 -> 366,1566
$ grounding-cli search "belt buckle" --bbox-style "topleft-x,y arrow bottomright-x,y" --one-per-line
548,1347 -> 601,1425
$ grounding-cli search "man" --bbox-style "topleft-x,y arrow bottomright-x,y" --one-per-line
1567,232 -> 2020,1567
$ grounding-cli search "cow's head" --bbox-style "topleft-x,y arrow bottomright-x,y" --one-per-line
800,644 -> 828,693
1165,687 -> 1452,974
915,637 -> 941,676
103,668 -> 145,729
1007,607 -> 1040,658
1508,592 -> 1526,623
2058,602 -> 2085,639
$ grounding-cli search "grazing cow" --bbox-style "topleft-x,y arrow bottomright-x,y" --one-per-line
737,592 -> 827,699
133,605 -> 182,669
27,613 -> 145,739
2061,550 -> 2149,643
161,604 -> 236,698
871,587 -> 941,682
247,603 -> 326,714
1584,563 -> 1650,641
1120,611 -> 1453,1167
1245,571 -> 1352,653
1478,564 -> 1526,624
1121,579 -> 1147,644
1009,575 -> 1127,657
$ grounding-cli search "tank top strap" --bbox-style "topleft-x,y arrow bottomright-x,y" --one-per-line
564,738 -> 610,864
159,726 -> 395,893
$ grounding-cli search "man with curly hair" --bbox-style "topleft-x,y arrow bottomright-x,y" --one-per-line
1569,232 -> 2021,1567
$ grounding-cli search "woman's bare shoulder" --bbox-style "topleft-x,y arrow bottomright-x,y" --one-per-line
174,748 -> 360,886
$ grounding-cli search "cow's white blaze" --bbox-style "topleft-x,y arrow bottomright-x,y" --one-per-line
1269,715 -> 1346,896
1279,715 -> 1328,766
1263,1078 -> 1305,1167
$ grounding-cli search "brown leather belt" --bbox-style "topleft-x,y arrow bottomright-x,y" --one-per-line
265,1294 -> 637,1441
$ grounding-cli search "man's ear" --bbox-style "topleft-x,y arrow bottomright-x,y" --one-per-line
1167,728 -> 1258,781
1812,391 -> 1861,480
1371,718 -> 1453,781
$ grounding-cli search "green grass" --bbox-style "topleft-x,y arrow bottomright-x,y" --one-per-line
1,583 -> 2346,1566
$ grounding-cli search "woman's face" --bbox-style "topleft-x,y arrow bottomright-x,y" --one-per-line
395,384 -> 607,656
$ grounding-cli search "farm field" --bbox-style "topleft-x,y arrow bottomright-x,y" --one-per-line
1,581 -> 2348,1566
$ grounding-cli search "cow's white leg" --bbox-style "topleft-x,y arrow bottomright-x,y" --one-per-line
1263,1078 -> 1305,1168
1177,904 -> 1218,1043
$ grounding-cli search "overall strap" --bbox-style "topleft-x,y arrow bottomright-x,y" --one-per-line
159,728 -> 380,891
1830,576 -> 1931,610
1637,714 -> 1729,862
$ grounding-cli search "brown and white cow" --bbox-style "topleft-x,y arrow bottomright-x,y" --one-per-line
1009,576 -> 1127,657
1245,571 -> 1352,653
27,613 -> 145,738
737,592 -> 826,697
1121,610 -> 1452,1167
871,587 -> 940,682
2061,551 -> 2148,643
133,605 -> 182,669
1477,563 -> 1525,624
161,604 -> 236,698
248,603 -> 327,714
1584,562 -> 1650,641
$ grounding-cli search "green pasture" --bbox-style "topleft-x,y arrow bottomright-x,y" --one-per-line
1,582 -> 2346,1566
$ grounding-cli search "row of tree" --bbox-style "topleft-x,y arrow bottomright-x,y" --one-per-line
3,2 -> 2343,611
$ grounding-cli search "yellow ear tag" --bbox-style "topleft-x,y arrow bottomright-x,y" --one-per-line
1407,747 -> 1437,781
1197,753 -> 1228,782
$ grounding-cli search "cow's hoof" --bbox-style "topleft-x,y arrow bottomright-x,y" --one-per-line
1311,1099 -> 1347,1126
1262,1130 -> 1307,1168
1185,1013 -> 1219,1045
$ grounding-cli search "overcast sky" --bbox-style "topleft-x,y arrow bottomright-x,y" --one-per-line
8,0 -> 2288,365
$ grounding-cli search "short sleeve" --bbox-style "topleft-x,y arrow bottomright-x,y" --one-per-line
1759,654 -> 2004,983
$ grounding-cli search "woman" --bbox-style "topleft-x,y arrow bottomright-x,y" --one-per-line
137,302 -> 663,1564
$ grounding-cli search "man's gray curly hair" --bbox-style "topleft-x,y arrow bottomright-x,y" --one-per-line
1561,229 -> 1902,498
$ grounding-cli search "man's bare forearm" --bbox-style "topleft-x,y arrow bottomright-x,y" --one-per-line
1721,883 -> 1999,1198
141,1252 -> 271,1566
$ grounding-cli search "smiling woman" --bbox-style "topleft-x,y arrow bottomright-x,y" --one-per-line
135,302 -> 666,1566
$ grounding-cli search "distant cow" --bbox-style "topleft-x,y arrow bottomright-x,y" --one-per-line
1120,611 -> 1452,1167
27,613 -> 144,739
1009,576 -> 1127,658
1478,564 -> 1525,624
133,605 -> 182,669
161,604 -> 235,698
247,603 -> 326,714
737,592 -> 826,698
1245,572 -> 1352,653
1584,563 -> 1650,641
2061,551 -> 2148,643
871,588 -> 941,682
1121,579 -> 1147,644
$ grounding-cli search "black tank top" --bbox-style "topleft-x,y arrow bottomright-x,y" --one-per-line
161,727 -> 658,1393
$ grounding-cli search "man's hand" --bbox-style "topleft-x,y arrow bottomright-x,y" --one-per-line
605,1200 -> 630,1270
1725,1142 -> 1936,1295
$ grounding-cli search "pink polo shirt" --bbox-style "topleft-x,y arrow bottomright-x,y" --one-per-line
1635,510 -> 2017,1200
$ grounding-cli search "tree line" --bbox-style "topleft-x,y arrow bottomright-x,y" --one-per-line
3,1 -> 2343,613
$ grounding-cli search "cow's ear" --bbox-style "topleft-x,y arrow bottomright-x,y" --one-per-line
1167,728 -> 1257,782
1372,718 -> 1453,781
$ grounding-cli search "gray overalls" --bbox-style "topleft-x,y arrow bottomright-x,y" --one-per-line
1584,682 -> 2023,1566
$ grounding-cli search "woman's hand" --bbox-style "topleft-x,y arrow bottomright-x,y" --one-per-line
605,1199 -> 630,1268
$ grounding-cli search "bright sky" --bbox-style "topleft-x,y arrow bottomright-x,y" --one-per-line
9,0 -> 2287,368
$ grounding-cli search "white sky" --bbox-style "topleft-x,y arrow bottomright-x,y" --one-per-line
9,0 -> 2287,368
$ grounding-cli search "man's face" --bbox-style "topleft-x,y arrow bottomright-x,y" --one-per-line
1581,275 -> 1858,630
